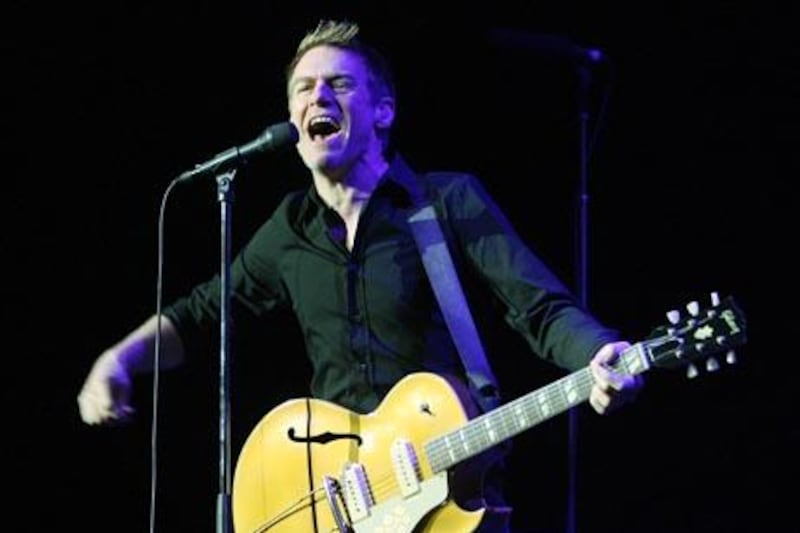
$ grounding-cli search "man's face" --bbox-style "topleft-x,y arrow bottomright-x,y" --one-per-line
288,45 -> 390,177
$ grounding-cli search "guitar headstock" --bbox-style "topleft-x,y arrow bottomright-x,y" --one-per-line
644,292 -> 747,378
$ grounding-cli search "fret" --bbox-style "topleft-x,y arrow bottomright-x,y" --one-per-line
483,416 -> 498,444
458,427 -> 471,454
444,434 -> 456,463
513,400 -> 530,430
563,374 -> 580,405
537,387 -> 553,418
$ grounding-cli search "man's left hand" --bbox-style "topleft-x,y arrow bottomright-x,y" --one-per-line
588,341 -> 644,415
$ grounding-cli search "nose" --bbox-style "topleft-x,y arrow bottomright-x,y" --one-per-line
309,81 -> 334,106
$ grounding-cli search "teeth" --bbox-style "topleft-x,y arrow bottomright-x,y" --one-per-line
308,116 -> 341,138
310,116 -> 338,127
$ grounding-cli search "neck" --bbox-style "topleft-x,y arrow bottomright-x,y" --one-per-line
313,155 -> 390,216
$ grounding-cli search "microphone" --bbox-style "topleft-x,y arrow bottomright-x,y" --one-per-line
488,27 -> 606,66
178,121 -> 299,181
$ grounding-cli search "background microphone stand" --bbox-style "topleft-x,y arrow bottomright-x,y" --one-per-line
567,56 -> 604,533
485,28 -> 608,533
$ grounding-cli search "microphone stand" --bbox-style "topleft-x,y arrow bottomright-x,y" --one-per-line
566,63 -> 593,533
214,168 -> 236,533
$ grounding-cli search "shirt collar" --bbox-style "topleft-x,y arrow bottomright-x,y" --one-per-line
298,153 -> 425,221
381,153 -> 437,209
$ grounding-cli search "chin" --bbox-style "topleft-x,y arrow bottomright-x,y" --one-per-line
306,151 -> 345,175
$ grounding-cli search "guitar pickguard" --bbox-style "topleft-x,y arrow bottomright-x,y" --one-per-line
348,471 -> 449,532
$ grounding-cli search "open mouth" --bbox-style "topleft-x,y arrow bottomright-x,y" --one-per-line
307,115 -> 341,141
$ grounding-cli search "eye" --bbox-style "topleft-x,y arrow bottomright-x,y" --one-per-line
291,80 -> 312,96
331,77 -> 354,92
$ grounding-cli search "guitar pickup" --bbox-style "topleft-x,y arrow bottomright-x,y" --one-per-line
391,439 -> 422,497
342,463 -> 374,522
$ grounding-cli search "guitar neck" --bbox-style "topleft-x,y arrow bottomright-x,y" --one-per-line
424,343 -> 651,473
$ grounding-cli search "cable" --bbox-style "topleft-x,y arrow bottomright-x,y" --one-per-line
149,176 -> 182,533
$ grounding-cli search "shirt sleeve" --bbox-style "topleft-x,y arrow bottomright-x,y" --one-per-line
162,199 -> 293,359
438,173 -> 620,371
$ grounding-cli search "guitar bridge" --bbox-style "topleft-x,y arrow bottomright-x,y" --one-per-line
323,475 -> 353,533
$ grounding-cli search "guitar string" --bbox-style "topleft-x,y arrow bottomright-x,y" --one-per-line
272,371 -> 598,523
251,486 -> 328,533
425,343 -> 650,470
429,356 -> 640,467
310,371 -> 597,518
247,368 -> 607,531
254,362 -> 623,530
427,323 -> 737,468
427,340 -> 653,469
425,369 -> 598,470
244,315 -> 742,528
248,465 -> 412,531
246,370 -> 595,532
248,344 -> 656,529
425,340 -> 664,469
302,373 -> 598,511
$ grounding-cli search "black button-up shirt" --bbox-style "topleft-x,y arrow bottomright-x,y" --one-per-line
164,154 -> 619,414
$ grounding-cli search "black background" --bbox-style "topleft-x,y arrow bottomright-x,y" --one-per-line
4,2 -> 796,532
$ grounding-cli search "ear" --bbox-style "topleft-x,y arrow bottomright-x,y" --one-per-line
375,97 -> 396,130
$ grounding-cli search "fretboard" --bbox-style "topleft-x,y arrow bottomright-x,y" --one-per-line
424,343 -> 649,473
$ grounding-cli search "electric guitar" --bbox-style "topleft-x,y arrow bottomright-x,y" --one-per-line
232,293 -> 746,532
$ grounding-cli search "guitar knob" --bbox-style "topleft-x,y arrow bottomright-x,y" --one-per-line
686,363 -> 699,379
726,349 -> 737,365
686,301 -> 700,316
706,357 -> 720,372
666,310 -> 681,324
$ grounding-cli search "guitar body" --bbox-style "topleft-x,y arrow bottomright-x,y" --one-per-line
232,373 -> 492,532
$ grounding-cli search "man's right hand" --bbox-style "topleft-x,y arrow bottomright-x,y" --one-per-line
77,350 -> 135,426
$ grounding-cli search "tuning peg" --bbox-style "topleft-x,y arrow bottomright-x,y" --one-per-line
726,350 -> 737,365
686,363 -> 699,379
706,357 -> 720,372
686,301 -> 700,316
706,292 -> 721,318
694,342 -> 705,353
666,310 -> 681,324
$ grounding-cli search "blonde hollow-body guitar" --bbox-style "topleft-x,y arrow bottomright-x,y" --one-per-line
232,294 -> 746,532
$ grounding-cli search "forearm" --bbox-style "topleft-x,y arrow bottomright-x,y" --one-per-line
108,314 -> 185,375
78,314 -> 186,425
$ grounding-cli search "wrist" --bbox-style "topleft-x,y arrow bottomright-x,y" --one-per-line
107,341 -> 145,375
